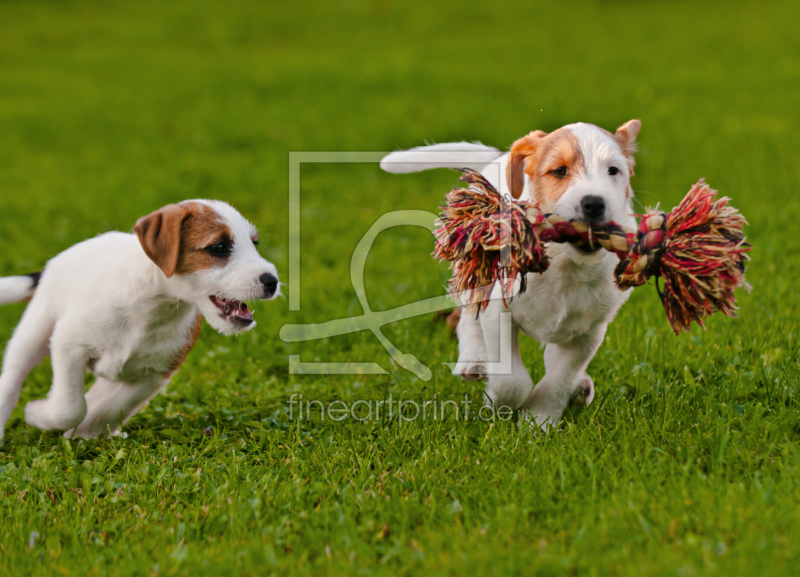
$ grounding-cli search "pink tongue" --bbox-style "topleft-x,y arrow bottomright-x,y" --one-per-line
236,303 -> 253,320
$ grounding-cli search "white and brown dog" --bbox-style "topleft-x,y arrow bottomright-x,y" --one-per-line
382,120 -> 641,429
0,200 -> 279,441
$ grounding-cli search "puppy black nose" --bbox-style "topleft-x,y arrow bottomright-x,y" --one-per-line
580,195 -> 606,223
260,273 -> 278,298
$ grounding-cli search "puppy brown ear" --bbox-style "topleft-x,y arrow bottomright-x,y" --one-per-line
614,119 -> 641,175
134,204 -> 190,278
506,130 -> 547,199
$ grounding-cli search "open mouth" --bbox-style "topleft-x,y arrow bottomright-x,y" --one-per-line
209,296 -> 254,325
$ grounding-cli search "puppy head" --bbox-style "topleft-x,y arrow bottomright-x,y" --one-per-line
506,120 -> 641,259
134,200 -> 280,335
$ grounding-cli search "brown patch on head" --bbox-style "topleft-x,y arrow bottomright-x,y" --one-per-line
507,130 -> 547,199
134,204 -> 191,278
135,201 -> 232,277
164,312 -> 203,378
174,202 -> 232,275
614,119 -> 641,176
507,128 -> 584,208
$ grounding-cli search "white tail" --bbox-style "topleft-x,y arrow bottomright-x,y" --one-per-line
0,274 -> 40,305
380,141 -> 503,174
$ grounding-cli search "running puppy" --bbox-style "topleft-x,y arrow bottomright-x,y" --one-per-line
0,200 -> 280,441
381,120 -> 641,429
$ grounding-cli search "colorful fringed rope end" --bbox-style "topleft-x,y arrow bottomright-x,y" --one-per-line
433,169 -> 547,312
643,180 -> 749,334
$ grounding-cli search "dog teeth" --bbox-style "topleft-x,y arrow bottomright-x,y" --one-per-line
212,296 -> 251,321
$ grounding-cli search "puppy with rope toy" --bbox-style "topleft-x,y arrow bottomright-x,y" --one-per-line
384,121 -> 749,429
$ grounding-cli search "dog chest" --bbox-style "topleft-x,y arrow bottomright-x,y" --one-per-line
87,302 -> 200,382
513,253 -> 628,344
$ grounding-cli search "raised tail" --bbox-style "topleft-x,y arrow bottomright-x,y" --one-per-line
0,273 -> 41,305
380,141 -> 504,174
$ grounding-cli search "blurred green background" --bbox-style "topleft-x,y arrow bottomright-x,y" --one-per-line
1,1 -> 799,575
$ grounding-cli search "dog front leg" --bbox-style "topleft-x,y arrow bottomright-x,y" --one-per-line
453,307 -> 489,381
480,306 -> 533,410
65,376 -> 164,439
24,320 -> 88,432
523,323 -> 607,431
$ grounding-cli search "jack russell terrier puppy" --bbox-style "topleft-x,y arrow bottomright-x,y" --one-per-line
381,120 -> 641,429
0,200 -> 279,441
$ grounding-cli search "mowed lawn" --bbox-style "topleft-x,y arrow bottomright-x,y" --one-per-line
1,0 -> 799,575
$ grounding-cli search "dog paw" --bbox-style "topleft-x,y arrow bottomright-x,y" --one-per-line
453,362 -> 487,382
522,409 -> 561,433
25,399 -> 85,431
24,399 -> 50,429
569,376 -> 595,407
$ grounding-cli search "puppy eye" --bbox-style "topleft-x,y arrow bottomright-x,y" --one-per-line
206,241 -> 232,257
608,166 -> 620,176
252,239 -> 259,247
549,166 -> 568,178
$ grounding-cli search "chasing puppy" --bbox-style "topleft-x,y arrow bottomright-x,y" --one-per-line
381,120 -> 641,429
0,200 -> 279,441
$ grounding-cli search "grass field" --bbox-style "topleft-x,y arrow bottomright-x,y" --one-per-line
1,0 -> 800,575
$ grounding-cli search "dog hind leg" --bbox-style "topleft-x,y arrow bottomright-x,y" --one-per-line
0,301 -> 54,441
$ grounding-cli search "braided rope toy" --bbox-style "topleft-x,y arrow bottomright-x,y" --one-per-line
434,169 -> 750,334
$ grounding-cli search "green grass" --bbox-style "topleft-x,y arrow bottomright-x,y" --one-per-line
1,0 -> 800,575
